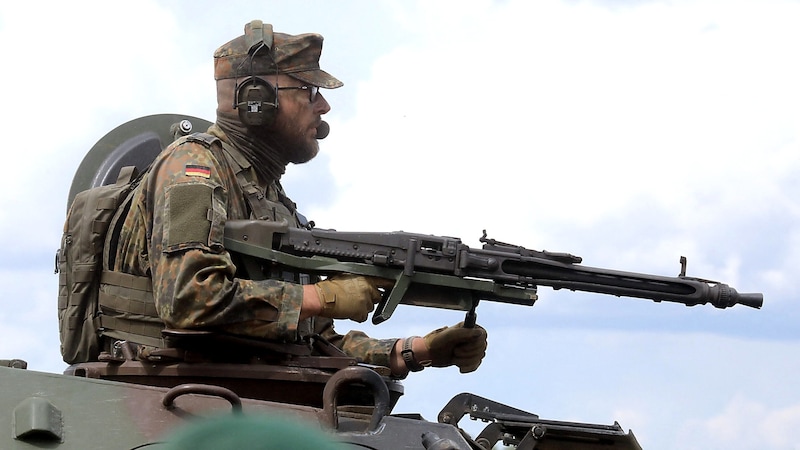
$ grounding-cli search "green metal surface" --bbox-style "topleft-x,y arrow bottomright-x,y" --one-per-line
67,114 -> 213,210
0,366 -> 319,449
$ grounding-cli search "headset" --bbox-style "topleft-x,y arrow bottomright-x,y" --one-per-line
233,20 -> 279,127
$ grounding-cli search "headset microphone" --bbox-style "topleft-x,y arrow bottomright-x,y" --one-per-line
316,121 -> 330,139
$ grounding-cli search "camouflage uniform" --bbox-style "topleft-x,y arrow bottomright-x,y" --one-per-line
108,22 -> 396,367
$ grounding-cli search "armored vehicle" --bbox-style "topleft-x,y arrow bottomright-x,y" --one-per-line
2,114 -> 762,449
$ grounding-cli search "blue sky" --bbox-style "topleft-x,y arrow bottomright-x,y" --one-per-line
0,1 -> 797,448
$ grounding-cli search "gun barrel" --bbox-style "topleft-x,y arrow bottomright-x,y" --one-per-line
485,255 -> 763,310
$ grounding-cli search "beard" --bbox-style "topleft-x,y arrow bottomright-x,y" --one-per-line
214,107 -> 321,187
266,114 -> 320,164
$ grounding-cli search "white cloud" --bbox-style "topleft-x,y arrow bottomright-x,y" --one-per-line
676,395 -> 800,450
307,0 -> 795,324
0,1 -> 215,257
0,269 -> 63,373
314,0 -> 800,254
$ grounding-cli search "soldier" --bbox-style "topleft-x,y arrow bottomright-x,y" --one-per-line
104,20 -> 487,377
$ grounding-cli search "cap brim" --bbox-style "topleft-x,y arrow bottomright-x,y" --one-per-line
289,69 -> 343,89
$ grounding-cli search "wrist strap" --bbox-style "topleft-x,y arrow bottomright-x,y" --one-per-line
401,336 -> 425,372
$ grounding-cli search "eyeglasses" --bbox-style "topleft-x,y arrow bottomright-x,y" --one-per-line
277,85 -> 319,103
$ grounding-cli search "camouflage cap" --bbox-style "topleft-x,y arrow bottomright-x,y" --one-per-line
214,20 -> 343,89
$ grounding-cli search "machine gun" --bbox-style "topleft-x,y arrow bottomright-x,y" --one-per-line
224,220 -> 763,326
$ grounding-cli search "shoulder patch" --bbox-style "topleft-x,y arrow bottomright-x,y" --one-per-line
185,164 -> 211,178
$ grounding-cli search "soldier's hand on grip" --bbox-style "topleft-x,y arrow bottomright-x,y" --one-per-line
314,274 -> 389,322
423,322 -> 488,373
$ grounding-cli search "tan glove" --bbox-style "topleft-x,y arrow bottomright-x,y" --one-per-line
423,322 -> 488,373
314,274 -> 388,322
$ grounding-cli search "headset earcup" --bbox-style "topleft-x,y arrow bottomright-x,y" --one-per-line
236,78 -> 278,127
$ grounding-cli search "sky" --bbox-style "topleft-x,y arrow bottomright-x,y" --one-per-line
0,1 -> 797,448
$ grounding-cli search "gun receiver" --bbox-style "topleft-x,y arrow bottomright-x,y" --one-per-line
224,220 -> 763,326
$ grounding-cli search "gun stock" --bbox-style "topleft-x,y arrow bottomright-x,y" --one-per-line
223,220 -> 763,325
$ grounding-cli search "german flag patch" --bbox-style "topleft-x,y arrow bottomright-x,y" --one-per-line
185,164 -> 211,178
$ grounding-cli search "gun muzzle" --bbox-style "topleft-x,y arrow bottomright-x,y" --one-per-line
732,292 -> 764,309
713,285 -> 763,309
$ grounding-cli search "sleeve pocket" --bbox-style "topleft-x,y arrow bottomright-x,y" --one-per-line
164,183 -> 215,252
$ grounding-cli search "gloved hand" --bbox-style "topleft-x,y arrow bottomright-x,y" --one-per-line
423,322 -> 488,373
314,274 -> 389,322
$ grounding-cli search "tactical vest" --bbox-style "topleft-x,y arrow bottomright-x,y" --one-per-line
97,133 -> 307,350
